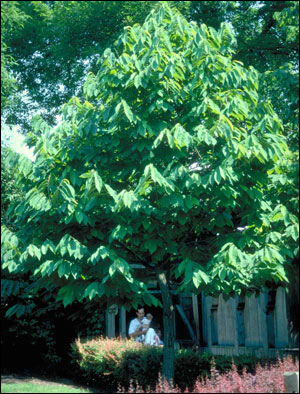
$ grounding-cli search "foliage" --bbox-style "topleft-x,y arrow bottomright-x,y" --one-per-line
174,350 -> 284,391
187,1 -> 299,145
71,337 -> 299,392
2,2 -> 297,302
117,354 -> 299,393
2,2 -> 298,383
2,284 -> 62,373
2,2 -> 299,137
1,146 -> 24,225
1,1 -> 29,111
1,1 -> 160,131
2,268 -> 105,374
70,337 -> 145,390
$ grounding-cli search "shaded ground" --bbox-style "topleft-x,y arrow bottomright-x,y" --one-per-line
1,374 -> 103,392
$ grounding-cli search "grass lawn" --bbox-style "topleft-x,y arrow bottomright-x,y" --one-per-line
1,382 -> 98,393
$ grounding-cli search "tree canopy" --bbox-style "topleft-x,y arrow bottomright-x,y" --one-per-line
2,2 -> 298,382
1,1 -> 298,140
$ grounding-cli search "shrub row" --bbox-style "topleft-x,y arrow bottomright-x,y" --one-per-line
70,337 -> 298,392
117,355 -> 299,393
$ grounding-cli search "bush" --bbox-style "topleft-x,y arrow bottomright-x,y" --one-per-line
174,349 -> 210,390
174,350 -> 267,390
71,337 -> 299,392
117,344 -> 163,391
117,355 -> 299,393
70,336 -> 148,391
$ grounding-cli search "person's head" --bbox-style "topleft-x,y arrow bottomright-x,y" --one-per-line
136,307 -> 145,321
146,313 -> 153,320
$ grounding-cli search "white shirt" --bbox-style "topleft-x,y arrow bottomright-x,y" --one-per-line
128,317 -> 147,342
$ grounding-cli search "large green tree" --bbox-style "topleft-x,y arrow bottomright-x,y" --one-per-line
2,3 -> 298,383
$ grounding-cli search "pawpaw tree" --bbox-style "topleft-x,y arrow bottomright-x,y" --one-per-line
2,3 -> 298,383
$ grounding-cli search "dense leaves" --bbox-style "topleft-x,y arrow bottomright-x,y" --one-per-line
1,1 -> 29,111
1,1 -> 298,140
2,2 -> 298,383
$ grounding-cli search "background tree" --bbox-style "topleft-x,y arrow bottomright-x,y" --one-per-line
2,3 -> 298,383
2,1 -> 298,139
1,1 -> 29,112
1,146 -> 23,224
1,1 -> 189,132
188,1 -> 299,137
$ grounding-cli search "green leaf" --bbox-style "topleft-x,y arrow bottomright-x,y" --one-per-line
142,220 -> 151,230
28,244 -> 42,260
219,267 -> 227,281
57,261 -> 67,278
175,260 -> 187,279
94,171 -> 103,193
281,206 -> 290,226
88,246 -> 110,265
193,275 -> 200,289
123,190 -> 138,210
41,244 -> 48,255
178,215 -> 187,225
291,224 -> 299,242
134,74 -> 142,89
147,164 -> 174,191
207,98 -> 220,114
6,304 -> 27,319
62,180 -> 76,200
114,101 -> 122,116
84,282 -> 102,301
145,239 -> 157,254
105,184 -> 118,202
75,210 -> 83,224
214,168 -> 222,185
110,224 -> 127,241
109,262 -> 117,276
153,129 -> 166,148
122,99 -> 135,123
229,245 -> 238,262
173,124 -> 192,148
199,270 -> 210,284
57,285 -> 75,307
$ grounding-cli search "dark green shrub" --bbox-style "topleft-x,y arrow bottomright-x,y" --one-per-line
174,349 -> 211,390
70,337 -> 289,391
118,346 -> 163,391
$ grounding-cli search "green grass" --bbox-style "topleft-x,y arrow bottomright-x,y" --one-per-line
1,382 -> 97,393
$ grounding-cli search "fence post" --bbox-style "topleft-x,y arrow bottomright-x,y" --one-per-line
284,372 -> 299,393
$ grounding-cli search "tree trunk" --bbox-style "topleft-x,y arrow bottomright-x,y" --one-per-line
156,270 -> 176,386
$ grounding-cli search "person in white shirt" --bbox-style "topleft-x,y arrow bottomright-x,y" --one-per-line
128,307 -> 148,342
128,309 -> 162,346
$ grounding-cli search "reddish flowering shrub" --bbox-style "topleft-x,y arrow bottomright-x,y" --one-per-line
71,336 -> 144,390
117,355 -> 299,393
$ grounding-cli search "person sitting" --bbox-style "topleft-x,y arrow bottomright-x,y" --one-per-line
128,307 -> 148,343
128,309 -> 163,346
